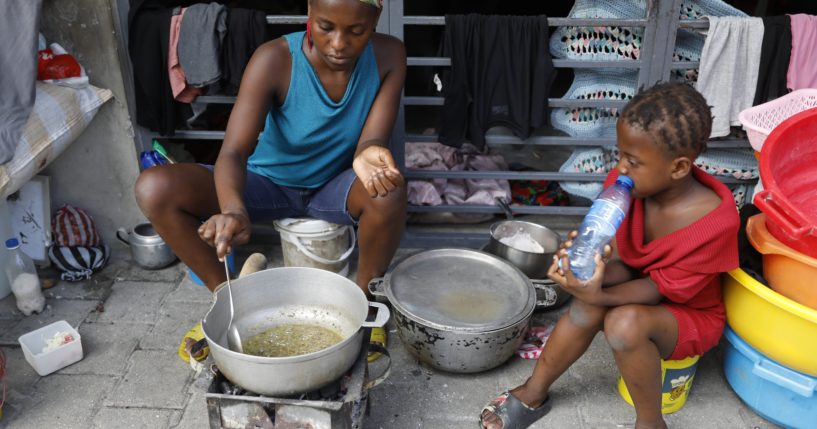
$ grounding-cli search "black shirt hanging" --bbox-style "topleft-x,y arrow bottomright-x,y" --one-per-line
439,14 -> 555,149
753,16 -> 792,106
128,0 -> 191,136
220,8 -> 270,96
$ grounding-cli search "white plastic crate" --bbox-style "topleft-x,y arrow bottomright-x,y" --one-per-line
18,320 -> 83,376
738,89 -> 817,152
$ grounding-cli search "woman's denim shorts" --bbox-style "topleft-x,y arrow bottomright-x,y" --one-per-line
202,165 -> 358,225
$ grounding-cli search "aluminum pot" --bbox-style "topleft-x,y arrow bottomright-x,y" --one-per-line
369,249 -> 535,373
116,223 -> 176,269
484,220 -> 571,309
202,267 -> 389,396
486,220 -> 560,278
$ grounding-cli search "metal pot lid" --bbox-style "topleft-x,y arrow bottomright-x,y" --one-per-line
384,249 -> 535,332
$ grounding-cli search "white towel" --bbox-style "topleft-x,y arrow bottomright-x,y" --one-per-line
696,16 -> 764,138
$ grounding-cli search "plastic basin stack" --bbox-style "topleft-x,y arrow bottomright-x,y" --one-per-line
722,269 -> 817,428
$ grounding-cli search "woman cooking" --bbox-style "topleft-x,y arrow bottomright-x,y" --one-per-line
134,0 -> 406,360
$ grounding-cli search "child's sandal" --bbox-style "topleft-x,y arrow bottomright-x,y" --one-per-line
479,391 -> 551,429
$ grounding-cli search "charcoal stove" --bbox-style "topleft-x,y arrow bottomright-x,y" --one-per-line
205,330 -> 389,429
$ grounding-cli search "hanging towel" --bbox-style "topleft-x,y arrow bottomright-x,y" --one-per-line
178,2 -> 227,88
696,16 -> 764,138
129,0 -> 192,136
221,8 -> 269,95
168,7 -> 203,103
753,16 -> 792,105
787,14 -> 817,91
439,14 -> 555,149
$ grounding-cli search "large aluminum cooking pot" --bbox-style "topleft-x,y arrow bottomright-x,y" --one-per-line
202,267 -> 389,396
369,249 -> 535,373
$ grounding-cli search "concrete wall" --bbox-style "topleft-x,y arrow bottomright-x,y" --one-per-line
40,0 -> 145,243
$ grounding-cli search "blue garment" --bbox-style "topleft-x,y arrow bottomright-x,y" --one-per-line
201,165 -> 358,225
248,31 -> 380,188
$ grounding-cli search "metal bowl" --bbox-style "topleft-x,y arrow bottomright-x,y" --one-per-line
485,220 -> 560,278
483,220 -> 571,310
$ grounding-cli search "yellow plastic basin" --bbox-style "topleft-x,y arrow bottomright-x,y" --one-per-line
723,269 -> 817,376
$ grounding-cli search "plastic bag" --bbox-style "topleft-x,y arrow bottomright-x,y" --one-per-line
37,48 -> 81,80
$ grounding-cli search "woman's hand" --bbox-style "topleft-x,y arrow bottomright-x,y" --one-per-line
546,231 -> 612,305
198,212 -> 252,261
353,146 -> 403,197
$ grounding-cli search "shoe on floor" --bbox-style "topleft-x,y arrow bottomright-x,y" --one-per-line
367,326 -> 387,362
178,322 -> 209,363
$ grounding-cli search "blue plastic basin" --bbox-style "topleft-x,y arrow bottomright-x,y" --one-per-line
723,326 -> 817,429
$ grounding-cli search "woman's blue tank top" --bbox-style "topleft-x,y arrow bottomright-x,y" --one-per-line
247,31 -> 380,188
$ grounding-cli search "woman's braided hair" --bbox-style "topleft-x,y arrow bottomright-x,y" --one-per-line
620,81 -> 712,159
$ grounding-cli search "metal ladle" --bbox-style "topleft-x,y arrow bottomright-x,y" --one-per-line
224,257 -> 243,353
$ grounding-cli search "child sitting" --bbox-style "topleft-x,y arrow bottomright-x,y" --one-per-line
480,82 -> 740,429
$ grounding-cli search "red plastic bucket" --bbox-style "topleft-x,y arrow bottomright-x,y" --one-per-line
754,107 -> 817,259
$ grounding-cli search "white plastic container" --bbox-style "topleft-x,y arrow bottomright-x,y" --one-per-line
273,218 -> 356,276
18,320 -> 83,376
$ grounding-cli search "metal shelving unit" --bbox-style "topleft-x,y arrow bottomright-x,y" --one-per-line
117,0 -> 756,248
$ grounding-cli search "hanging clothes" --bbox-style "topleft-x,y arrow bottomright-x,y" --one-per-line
696,16 -> 764,138
787,14 -> 817,91
221,8 -> 269,95
753,16 -> 791,106
168,7 -> 203,103
439,14 -> 555,149
129,0 -> 191,136
178,2 -> 227,88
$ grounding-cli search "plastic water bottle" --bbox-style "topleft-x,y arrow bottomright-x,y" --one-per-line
566,176 -> 633,281
5,238 -> 46,316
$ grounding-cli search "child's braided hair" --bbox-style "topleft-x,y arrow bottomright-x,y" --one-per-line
620,81 -> 712,159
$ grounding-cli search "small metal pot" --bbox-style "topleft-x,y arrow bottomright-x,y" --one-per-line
369,249 -> 535,373
486,220 -> 559,278
484,220 -> 571,309
116,223 -> 176,269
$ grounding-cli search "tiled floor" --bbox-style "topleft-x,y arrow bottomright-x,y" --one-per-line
0,246 -> 777,428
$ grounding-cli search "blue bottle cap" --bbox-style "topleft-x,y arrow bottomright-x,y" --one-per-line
5,238 -> 20,249
616,175 -> 634,189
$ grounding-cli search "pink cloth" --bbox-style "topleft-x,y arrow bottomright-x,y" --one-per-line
169,8 -> 202,103
515,325 -> 554,360
787,14 -> 817,91
405,142 -> 458,205
405,142 -> 510,206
